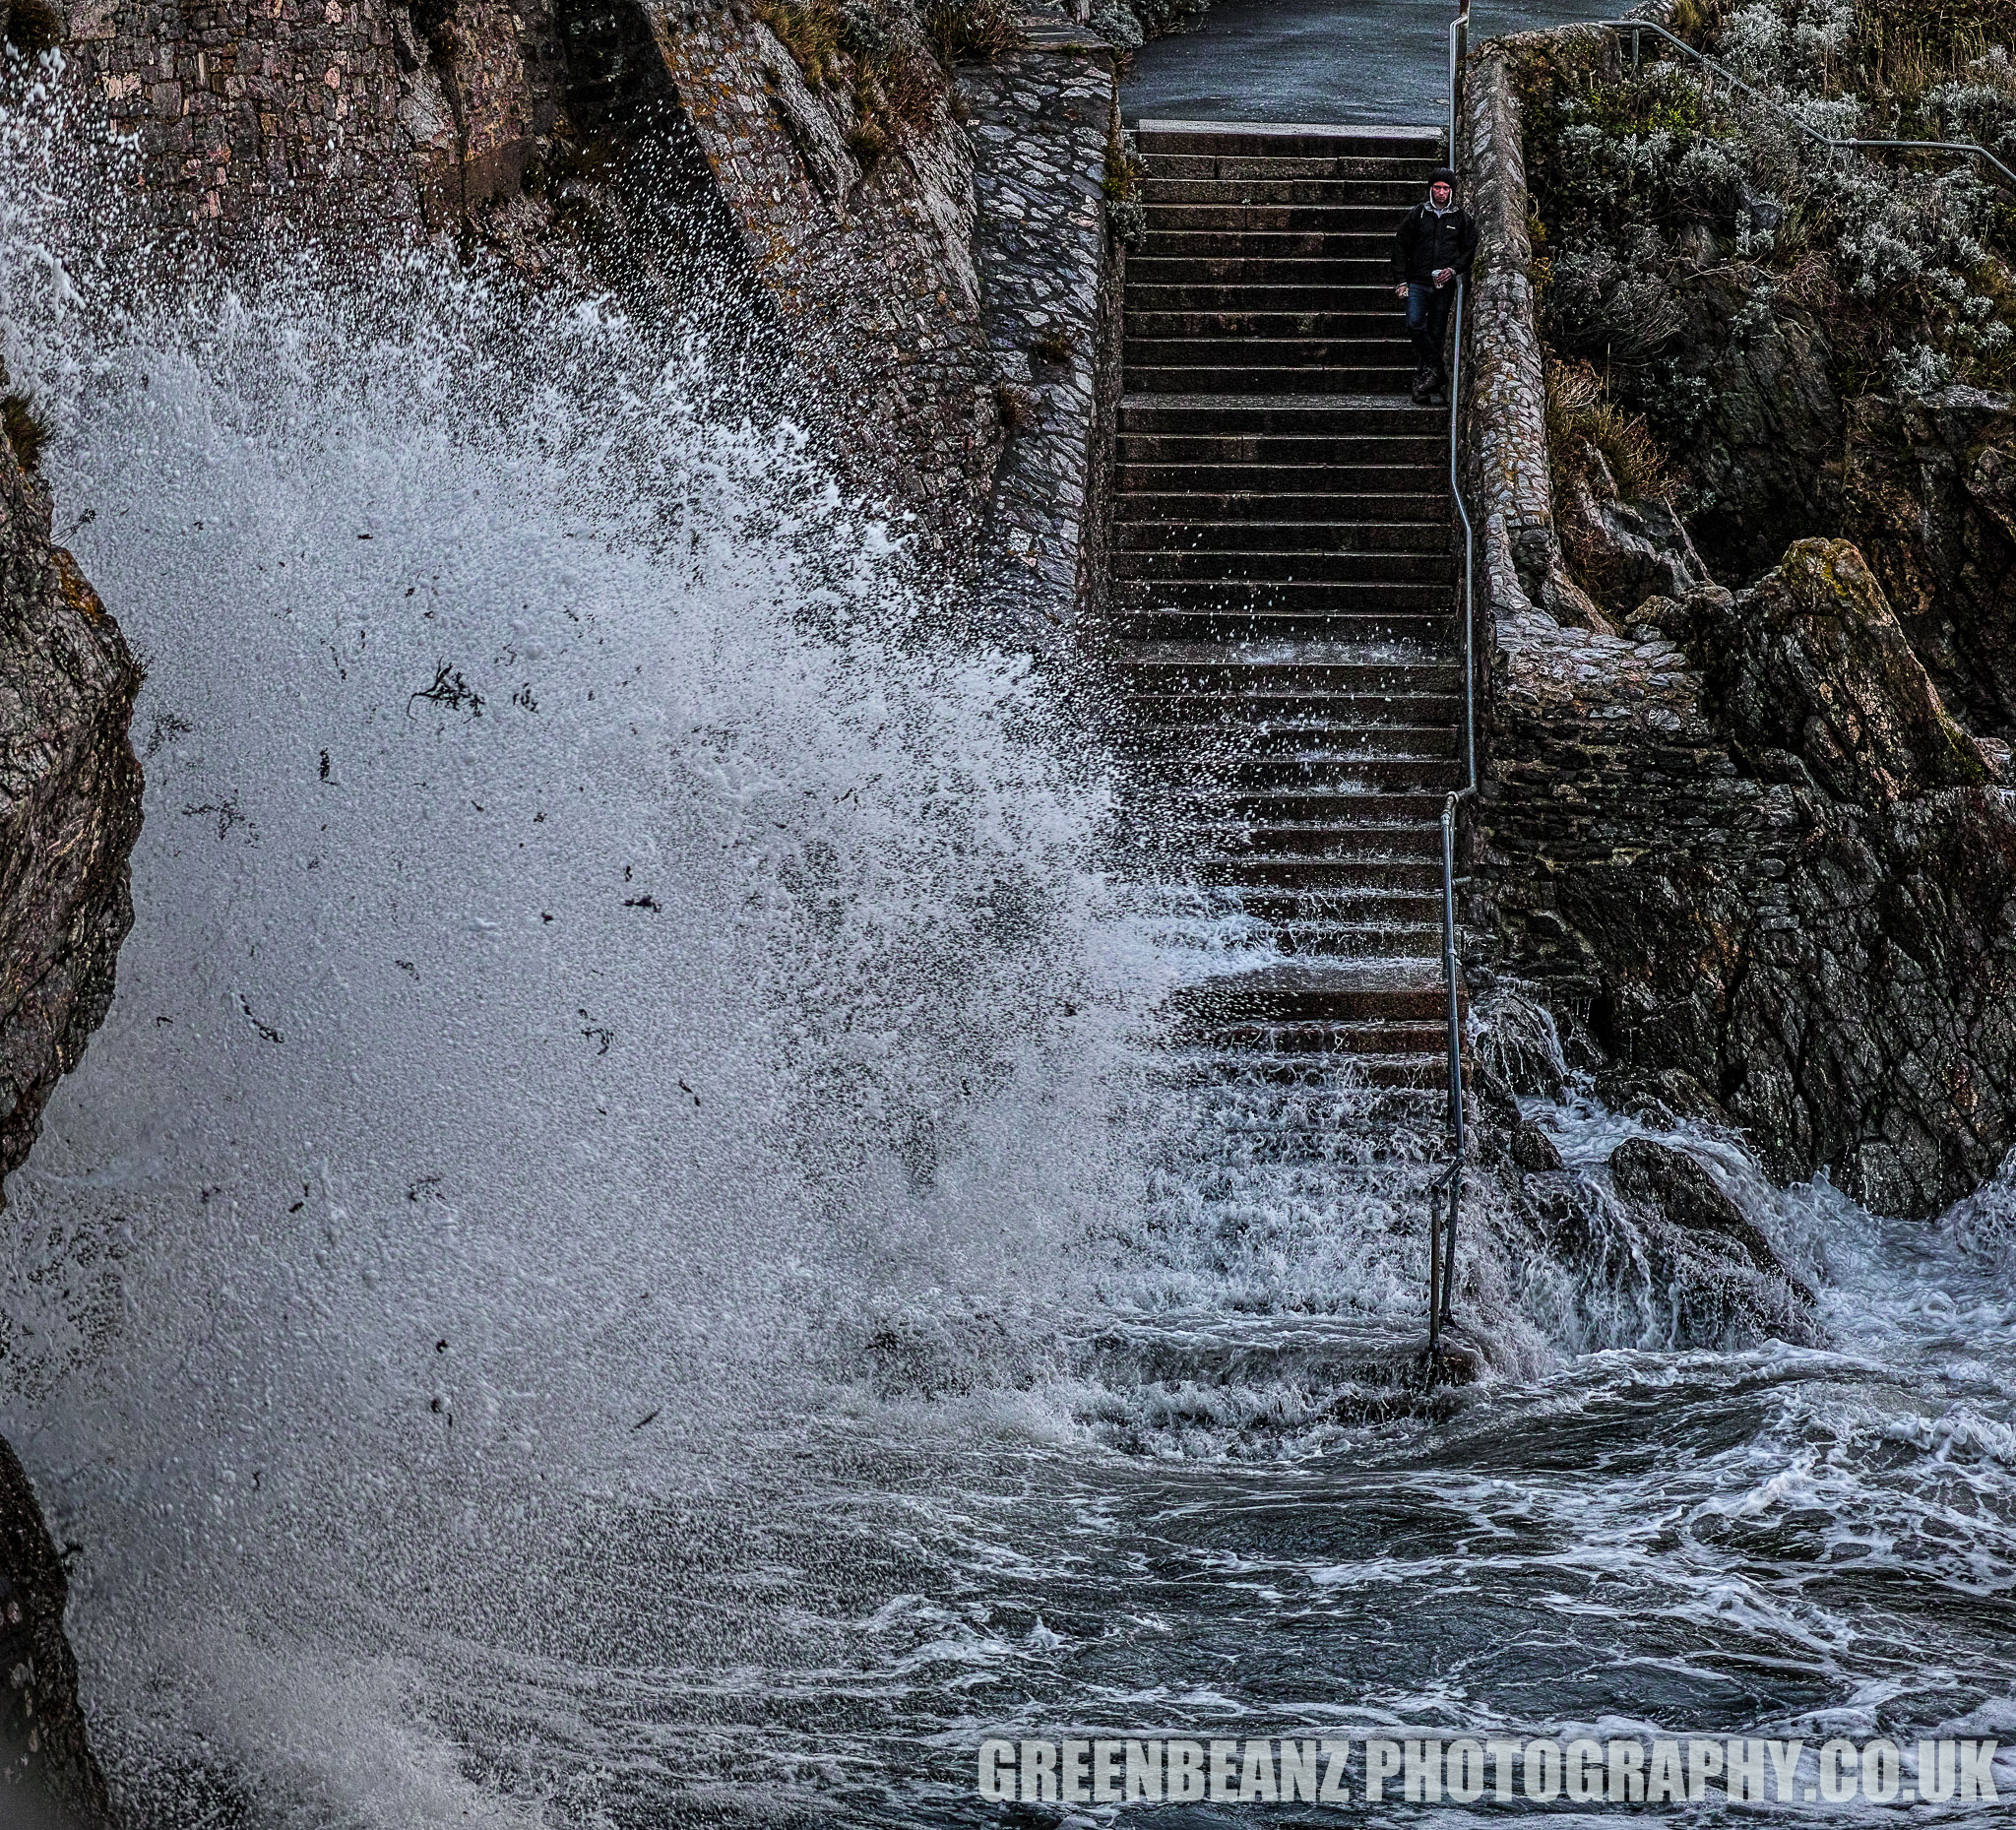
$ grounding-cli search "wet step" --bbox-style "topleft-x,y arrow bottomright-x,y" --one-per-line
1142,203 -> 1428,233
1116,392 -> 1441,430
1116,464 -> 1445,495
1160,1051 -> 1450,1091
1128,709 -> 1459,745
1177,782 -> 1459,818
1115,550 -> 1454,584
1125,309 -> 1416,341
1137,119 -> 1443,158
1110,117 -> 1465,1196
1128,367 -> 1415,397
1125,257 -> 1399,287
1117,521 -> 1451,553
1183,822 -> 1444,860
1113,642 -> 1459,684
1143,178 -> 1432,207
1128,282 -> 1420,313
1124,337 -> 1417,370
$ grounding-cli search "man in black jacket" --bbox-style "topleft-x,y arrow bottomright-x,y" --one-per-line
1392,166 -> 1479,405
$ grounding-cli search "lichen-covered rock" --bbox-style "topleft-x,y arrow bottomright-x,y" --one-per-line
1703,538 -> 1987,804
1842,388 -> 2016,738
1478,535 -> 2016,1220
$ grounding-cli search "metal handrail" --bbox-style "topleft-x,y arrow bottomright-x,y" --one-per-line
1428,1 -> 1479,1366
1606,17 -> 2016,191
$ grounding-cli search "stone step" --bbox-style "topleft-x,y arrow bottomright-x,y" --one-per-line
1142,153 -> 1442,183
1198,780 -> 1461,819
1144,205 -> 1414,233
1127,282 -> 1413,313
1125,256 -> 1396,286
1128,730 -> 1459,766
1193,741 -> 1467,778
1117,461 -> 1444,493
1139,227 -> 1411,261
1112,641 -> 1459,676
1115,429 -> 1442,459
1117,521 -> 1450,553
1230,919 -> 1445,959
1166,959 -> 1449,1019
1111,613 -> 1453,648
1127,367 -> 1415,397
1133,720 -> 1458,758
1135,119 -> 1444,158
1124,336 -> 1415,370
1142,177 -> 1433,207
1197,868 -> 1444,904
1113,642 -> 1459,685
1116,393 -> 1439,430
1160,1050 -> 1451,1090
1114,547 -> 1454,583
1125,309 -> 1412,341
1205,884 -> 1447,921
1179,784 -> 1458,819
1181,820 -> 1445,857
1115,575 -> 1449,607
1117,494 -> 1448,528
1128,689 -> 1461,725
1137,227 -> 1398,257
1182,1018 -> 1451,1054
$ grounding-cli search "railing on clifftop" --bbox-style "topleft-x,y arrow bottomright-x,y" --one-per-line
1606,18 -> 2016,191
1427,0 -> 1478,1368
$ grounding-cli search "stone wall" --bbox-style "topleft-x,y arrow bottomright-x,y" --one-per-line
48,0 -> 1124,605
0,395 -> 138,1830
962,17 -> 1120,636
1459,19 -> 2016,1220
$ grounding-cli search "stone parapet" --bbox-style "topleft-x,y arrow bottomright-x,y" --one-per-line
962,25 -> 1119,638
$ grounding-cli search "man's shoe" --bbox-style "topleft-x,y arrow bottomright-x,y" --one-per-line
1410,369 -> 1432,404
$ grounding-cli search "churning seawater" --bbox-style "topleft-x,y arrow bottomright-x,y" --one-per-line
0,34 -> 2013,1830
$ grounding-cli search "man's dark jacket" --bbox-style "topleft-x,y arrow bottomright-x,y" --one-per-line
1392,202 -> 1479,285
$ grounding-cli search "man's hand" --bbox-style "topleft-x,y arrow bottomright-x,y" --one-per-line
1433,267 -> 1456,287
1395,282 -> 1408,298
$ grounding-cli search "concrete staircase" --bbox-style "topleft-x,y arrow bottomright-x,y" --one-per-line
1113,120 -> 1464,1106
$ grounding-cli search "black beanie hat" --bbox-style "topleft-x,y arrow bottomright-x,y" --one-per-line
1430,167 -> 1458,186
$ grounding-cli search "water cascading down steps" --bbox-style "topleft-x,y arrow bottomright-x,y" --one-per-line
1110,120 -> 1468,1261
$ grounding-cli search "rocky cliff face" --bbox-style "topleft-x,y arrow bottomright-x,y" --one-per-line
1478,535 -> 2016,1220
0,413 -> 142,1205
0,395 -> 138,1822
1464,29 -> 2016,1220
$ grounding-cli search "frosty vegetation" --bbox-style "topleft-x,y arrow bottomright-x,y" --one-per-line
1519,0 -> 2016,534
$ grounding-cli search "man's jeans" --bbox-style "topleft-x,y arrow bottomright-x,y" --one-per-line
1407,280 -> 1456,378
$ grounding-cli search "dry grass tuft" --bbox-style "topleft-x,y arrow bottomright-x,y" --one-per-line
923,0 -> 1025,64
1546,358 -> 1680,504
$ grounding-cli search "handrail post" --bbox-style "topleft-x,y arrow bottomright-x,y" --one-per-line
1426,15 -> 1480,1361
